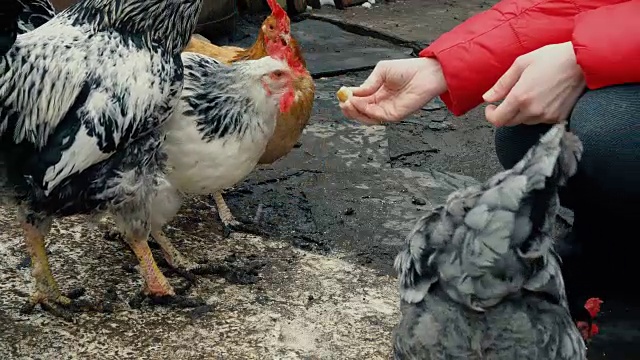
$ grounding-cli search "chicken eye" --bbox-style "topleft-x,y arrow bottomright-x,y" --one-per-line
272,70 -> 284,78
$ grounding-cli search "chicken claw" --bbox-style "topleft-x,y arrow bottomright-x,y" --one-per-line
20,222 -> 94,321
212,191 -> 267,237
20,287 -> 95,321
123,234 -> 175,297
124,233 -> 205,309
152,230 -> 209,281
212,191 -> 242,229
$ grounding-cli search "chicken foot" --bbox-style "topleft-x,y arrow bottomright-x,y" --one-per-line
212,191 -> 266,237
151,230 -> 226,280
152,230 -> 264,286
124,234 -> 204,309
124,234 -> 175,296
19,222 -> 93,321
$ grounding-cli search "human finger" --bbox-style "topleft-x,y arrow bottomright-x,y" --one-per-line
501,111 -> 535,127
350,97 -> 394,123
340,100 -> 382,125
485,95 -> 521,127
352,64 -> 386,97
483,60 -> 525,103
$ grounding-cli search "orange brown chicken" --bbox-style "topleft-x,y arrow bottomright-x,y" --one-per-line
183,0 -> 315,230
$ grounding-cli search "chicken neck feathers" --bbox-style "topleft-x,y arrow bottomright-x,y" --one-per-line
179,53 -> 280,143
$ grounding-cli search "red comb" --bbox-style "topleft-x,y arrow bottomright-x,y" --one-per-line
584,297 -> 603,318
266,0 -> 287,21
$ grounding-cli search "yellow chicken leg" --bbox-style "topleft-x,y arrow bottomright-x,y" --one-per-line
124,235 -> 175,297
212,191 -> 266,237
21,222 -> 72,312
213,191 -> 241,228
152,230 -> 199,271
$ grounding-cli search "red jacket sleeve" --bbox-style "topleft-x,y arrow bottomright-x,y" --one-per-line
420,0 -> 629,116
573,1 -> 640,89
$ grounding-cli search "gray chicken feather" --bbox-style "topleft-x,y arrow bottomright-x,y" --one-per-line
393,123 -> 586,359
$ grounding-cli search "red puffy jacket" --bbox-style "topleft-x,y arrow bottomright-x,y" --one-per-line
420,0 -> 640,116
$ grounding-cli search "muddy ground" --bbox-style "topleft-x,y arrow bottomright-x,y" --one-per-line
1,0 -> 637,359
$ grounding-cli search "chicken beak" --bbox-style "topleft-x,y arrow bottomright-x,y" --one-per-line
280,33 -> 291,45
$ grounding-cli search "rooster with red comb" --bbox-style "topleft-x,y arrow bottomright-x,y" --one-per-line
182,0 -> 315,235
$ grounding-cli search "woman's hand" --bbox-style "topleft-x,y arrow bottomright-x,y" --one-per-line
340,57 -> 447,125
483,42 -> 586,127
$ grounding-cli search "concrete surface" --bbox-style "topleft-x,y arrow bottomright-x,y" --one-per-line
306,0 -> 495,45
0,210 -> 399,359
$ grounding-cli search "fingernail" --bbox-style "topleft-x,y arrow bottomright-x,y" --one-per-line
482,89 -> 494,101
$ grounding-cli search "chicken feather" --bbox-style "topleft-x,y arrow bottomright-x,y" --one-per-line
184,5 -> 314,164
15,0 -> 55,33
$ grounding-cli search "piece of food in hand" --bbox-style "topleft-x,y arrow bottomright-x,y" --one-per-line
337,86 -> 353,103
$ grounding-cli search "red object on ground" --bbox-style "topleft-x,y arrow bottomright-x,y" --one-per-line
418,0 -> 640,116
584,297 -> 603,318
577,297 -> 603,341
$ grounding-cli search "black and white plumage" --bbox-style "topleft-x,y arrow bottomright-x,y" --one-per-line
393,123 -> 586,360
0,0 -> 203,317
15,0 -> 55,34
145,53 -> 295,272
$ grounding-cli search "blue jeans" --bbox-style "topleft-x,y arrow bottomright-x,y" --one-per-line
494,84 -> 640,299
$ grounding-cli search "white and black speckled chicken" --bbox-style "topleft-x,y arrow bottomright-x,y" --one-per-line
0,0 -> 203,319
393,123 -> 587,359
143,51 -> 296,274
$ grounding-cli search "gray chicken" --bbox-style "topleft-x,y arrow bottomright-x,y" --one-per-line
393,123 -> 586,359
0,0 -> 202,319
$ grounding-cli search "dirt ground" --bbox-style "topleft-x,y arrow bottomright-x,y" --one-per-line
310,0 -> 503,182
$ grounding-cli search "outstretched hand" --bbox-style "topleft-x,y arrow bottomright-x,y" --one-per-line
340,58 -> 447,125
483,42 -> 586,127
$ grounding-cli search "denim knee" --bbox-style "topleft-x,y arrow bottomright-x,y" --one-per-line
568,84 -> 640,200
